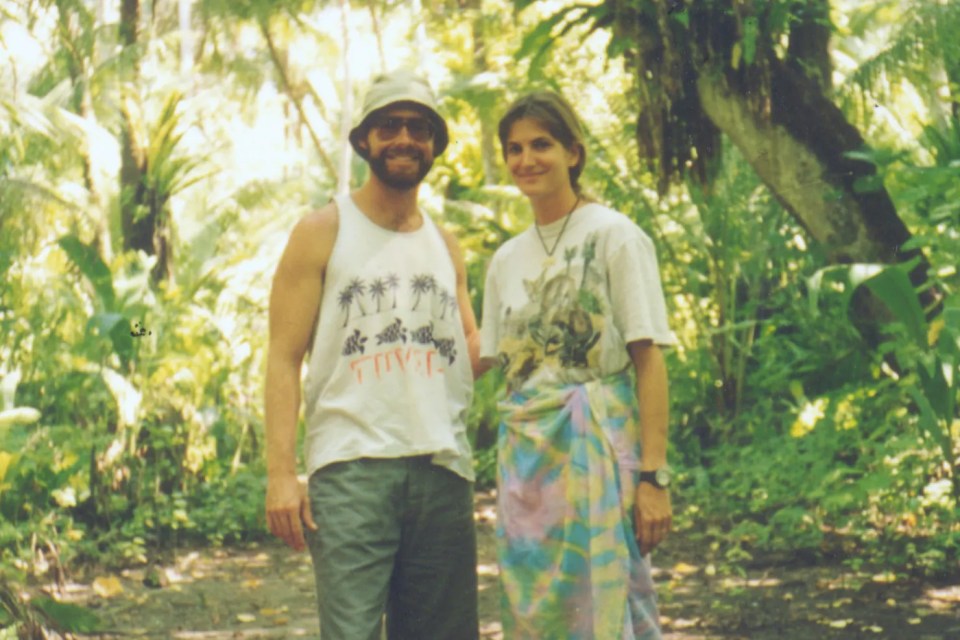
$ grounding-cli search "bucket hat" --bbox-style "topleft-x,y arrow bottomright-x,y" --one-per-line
349,69 -> 449,156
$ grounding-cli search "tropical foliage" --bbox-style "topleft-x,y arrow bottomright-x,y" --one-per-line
1,0 -> 958,632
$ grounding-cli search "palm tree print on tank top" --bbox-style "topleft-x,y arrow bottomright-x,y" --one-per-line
338,273 -> 461,380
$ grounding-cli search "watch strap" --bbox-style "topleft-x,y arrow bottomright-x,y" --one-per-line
639,470 -> 663,488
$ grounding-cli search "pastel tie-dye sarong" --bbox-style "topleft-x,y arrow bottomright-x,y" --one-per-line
496,370 -> 662,640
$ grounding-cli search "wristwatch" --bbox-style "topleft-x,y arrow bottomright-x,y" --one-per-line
639,466 -> 672,489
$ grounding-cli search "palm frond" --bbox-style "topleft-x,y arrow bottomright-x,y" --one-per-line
843,0 -> 960,103
0,176 -> 84,212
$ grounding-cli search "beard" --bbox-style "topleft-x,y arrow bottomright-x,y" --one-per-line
367,146 -> 433,190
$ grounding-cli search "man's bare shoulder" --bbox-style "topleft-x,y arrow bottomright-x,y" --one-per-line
293,201 -> 339,239
285,201 -> 340,267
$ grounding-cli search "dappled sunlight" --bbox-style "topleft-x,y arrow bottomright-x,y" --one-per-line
36,545 -> 321,636
12,494 -> 959,639
653,545 -> 960,637
480,620 -> 504,639
719,576 -> 783,589
789,399 -> 826,438
2,0 -> 959,637
924,584 -> 960,610
171,631 -> 314,639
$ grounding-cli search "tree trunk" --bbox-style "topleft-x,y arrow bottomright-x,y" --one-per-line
368,2 -> 387,73
179,0 -> 194,78
55,0 -> 111,261
117,0 -> 144,249
696,60 -> 940,324
609,0 -> 941,329
259,17 -> 338,182
785,0 -> 832,93
337,0 -> 352,194
117,0 -> 174,284
118,1 -> 149,255
471,5 -> 499,185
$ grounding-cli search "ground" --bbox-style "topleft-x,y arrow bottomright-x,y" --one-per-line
23,491 -> 960,639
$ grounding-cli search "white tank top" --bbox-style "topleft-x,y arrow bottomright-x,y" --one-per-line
301,194 -> 474,480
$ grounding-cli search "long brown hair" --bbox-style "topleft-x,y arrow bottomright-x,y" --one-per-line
497,91 -> 588,195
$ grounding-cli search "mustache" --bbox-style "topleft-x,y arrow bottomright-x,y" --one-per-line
383,146 -> 424,159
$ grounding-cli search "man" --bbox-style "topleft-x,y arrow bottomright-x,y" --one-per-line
264,70 -> 480,640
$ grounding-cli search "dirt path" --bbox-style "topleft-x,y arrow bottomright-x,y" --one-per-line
33,491 -> 960,639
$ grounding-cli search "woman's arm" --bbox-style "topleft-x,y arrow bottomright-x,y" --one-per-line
628,339 -> 672,555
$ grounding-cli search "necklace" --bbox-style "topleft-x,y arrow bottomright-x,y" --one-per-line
534,197 -> 580,257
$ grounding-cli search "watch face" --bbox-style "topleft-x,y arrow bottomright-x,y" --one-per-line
655,467 -> 672,487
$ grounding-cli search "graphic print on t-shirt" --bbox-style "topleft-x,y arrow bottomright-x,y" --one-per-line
337,271 -> 459,384
497,233 -> 605,389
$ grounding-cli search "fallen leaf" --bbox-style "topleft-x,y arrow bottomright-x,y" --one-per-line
92,576 -> 124,598
885,598 -> 896,607
670,617 -> 700,630
828,619 -> 851,629
908,618 -> 922,625
237,613 -> 256,623
260,606 -> 289,616
241,578 -> 263,589
864,625 -> 883,633
142,566 -> 168,589
672,562 -> 699,575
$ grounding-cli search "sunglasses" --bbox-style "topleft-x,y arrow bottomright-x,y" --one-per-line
370,116 -> 436,142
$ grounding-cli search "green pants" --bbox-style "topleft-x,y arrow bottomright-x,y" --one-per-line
306,456 -> 479,640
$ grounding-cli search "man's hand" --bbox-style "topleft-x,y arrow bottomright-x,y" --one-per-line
634,482 -> 672,556
266,474 -> 317,552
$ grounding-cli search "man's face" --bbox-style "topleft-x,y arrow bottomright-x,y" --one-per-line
359,106 -> 437,190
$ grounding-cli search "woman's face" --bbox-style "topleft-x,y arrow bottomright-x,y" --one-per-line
503,117 -> 579,201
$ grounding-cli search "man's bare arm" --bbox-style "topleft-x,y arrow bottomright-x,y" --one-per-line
439,227 -> 482,379
265,205 -> 337,551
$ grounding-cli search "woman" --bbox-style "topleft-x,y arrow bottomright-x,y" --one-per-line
479,91 -> 675,639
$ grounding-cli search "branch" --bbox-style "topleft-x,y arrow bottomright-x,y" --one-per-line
258,17 -> 338,179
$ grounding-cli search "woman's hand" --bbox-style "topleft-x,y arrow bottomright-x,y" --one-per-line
634,482 -> 672,555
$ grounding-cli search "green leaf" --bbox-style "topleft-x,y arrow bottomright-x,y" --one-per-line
937,306 -> 960,362
742,16 -> 759,66
768,1 -> 791,36
32,597 -> 102,633
943,305 -> 960,332
515,5 -> 601,79
807,264 -> 883,316
861,266 -> 927,349
58,235 -> 116,312
906,384 -> 956,472
917,361 -> 953,422
88,313 -> 134,367
852,173 -> 885,194
515,10 -> 568,63
607,35 -> 632,58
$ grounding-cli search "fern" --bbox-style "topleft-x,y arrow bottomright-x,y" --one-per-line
840,0 -> 960,111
